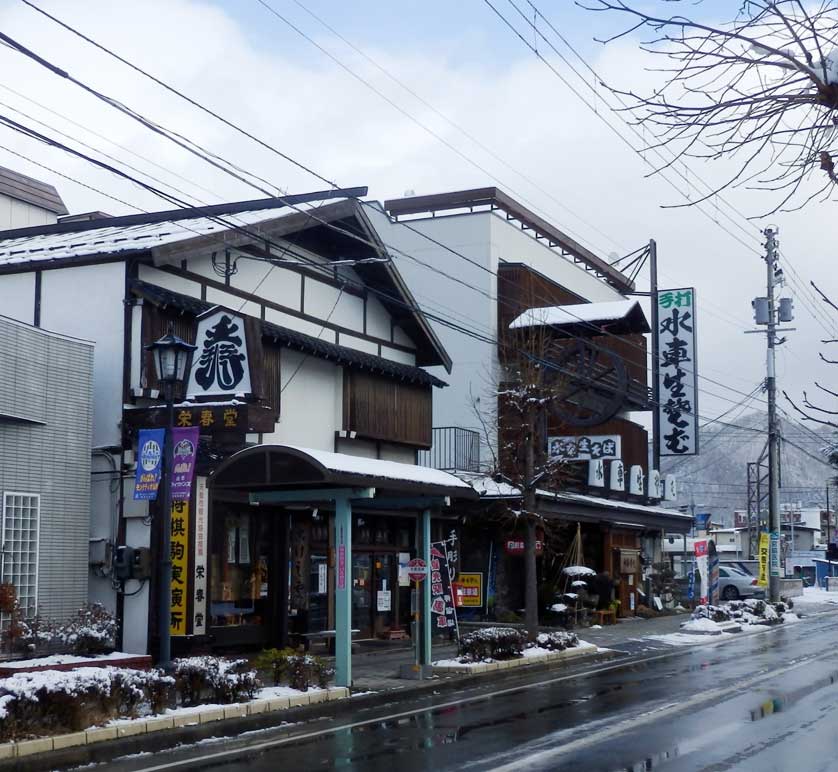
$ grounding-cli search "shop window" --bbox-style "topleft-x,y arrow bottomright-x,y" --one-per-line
210,512 -> 269,627
1,492 -> 40,622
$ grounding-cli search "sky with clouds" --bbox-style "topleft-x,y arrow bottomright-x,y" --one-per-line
0,0 -> 836,436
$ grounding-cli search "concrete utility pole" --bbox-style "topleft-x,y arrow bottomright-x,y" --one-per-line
764,227 -> 781,603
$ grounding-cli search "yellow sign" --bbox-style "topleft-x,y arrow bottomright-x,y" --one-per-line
455,572 -> 483,607
170,500 -> 190,636
757,532 -> 769,587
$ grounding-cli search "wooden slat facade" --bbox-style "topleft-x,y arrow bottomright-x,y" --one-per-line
343,370 -> 433,448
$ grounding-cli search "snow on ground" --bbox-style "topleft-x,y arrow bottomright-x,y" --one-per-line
793,587 -> 838,605
646,632 -> 734,647
0,651 -> 140,669
783,613 -> 801,623
681,618 -> 724,634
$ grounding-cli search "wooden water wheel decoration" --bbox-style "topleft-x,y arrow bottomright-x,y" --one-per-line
546,339 -> 628,427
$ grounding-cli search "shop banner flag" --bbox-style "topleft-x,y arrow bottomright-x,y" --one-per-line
133,428 -> 165,500
430,541 -> 457,635
171,427 -> 199,501
694,539 -> 709,604
758,532 -> 769,587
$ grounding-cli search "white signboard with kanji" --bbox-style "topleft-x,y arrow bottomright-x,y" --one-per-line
656,288 -> 698,456
187,307 -> 252,398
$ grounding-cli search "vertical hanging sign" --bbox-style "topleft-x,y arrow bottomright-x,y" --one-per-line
170,500 -> 190,636
171,427 -> 199,501
133,429 -> 166,500
430,541 -> 457,634
656,288 -> 698,456
193,477 -> 208,635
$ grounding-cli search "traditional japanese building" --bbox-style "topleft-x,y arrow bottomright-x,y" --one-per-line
0,185 -> 476,682
377,188 -> 693,618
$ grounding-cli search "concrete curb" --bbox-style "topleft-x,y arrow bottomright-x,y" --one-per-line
432,644 -> 598,673
0,687 -> 349,762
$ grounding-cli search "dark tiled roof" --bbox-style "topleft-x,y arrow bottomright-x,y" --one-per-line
132,280 -> 446,388
0,165 -> 68,215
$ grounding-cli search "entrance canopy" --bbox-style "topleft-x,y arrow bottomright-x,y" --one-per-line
211,444 -> 477,501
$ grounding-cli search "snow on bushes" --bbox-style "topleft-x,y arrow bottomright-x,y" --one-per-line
692,598 -> 791,627
458,627 -> 527,662
2,603 -> 117,656
0,667 -> 174,742
172,656 -> 259,706
533,631 -> 579,651
456,627 -> 582,663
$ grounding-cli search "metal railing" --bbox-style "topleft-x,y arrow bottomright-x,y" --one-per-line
418,426 -> 481,473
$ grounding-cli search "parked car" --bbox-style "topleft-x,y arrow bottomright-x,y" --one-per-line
718,565 -> 764,600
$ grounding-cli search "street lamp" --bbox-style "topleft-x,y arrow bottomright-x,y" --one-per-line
145,326 -> 196,667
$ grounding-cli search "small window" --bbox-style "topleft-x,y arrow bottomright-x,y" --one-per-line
718,568 -> 728,577
1,492 -> 40,620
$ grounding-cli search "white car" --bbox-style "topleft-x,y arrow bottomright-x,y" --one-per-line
718,565 -> 764,600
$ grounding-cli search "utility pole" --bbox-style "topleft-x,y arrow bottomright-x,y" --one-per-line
764,227 -> 781,603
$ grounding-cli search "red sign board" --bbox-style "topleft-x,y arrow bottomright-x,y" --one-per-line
503,538 -> 544,556
407,558 -> 428,582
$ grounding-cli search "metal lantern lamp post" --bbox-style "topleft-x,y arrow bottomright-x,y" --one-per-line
145,327 -> 196,667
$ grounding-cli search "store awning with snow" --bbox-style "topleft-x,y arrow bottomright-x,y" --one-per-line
509,300 -> 650,337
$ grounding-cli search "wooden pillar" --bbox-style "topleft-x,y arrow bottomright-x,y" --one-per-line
334,496 -> 352,687
421,508 -> 432,665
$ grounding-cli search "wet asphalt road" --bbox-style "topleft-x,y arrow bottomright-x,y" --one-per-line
111,613 -> 838,772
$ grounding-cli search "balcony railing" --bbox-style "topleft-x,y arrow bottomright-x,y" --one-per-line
418,427 -> 481,473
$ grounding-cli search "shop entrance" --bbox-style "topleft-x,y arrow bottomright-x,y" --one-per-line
352,552 -> 397,638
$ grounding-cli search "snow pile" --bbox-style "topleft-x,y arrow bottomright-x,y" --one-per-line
571,580 -> 588,588
794,587 -> 838,605
1,651 -> 138,670
692,598 -> 791,627
563,566 -> 596,578
681,617 -> 723,634
550,603 -> 568,613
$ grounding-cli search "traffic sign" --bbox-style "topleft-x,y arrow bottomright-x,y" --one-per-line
407,558 -> 427,582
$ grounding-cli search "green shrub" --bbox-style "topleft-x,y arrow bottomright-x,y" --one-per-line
458,627 -> 527,662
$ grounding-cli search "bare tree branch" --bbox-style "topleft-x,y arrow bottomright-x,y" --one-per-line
581,0 -> 838,214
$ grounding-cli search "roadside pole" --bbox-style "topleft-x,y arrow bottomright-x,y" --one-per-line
765,227 -> 781,603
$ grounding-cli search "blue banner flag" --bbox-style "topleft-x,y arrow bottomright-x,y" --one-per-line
133,428 -> 166,501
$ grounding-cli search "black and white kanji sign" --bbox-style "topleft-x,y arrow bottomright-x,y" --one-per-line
656,288 -> 698,456
187,307 -> 252,398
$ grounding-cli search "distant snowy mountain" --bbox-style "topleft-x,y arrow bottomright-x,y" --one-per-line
659,411 -> 835,525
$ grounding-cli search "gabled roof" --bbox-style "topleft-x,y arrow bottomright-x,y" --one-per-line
0,165 -> 67,215
0,189 -> 451,371
509,299 -> 650,335
132,280 -> 446,388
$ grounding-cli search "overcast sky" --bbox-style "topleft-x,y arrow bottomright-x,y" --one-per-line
0,0 -> 836,432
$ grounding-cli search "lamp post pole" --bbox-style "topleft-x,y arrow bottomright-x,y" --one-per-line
158,381 -> 175,668
146,326 -> 195,669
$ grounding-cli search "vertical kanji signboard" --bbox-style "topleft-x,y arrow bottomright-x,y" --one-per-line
656,288 -> 698,456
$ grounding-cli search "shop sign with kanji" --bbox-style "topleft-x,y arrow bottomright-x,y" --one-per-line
656,288 -> 698,456
454,573 -> 483,607
429,542 -> 458,632
187,307 -> 252,398
170,500 -> 190,636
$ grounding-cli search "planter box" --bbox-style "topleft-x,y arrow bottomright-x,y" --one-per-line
0,653 -> 152,677
433,642 -> 598,674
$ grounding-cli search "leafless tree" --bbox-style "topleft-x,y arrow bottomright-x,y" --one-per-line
493,318 -> 570,639
583,0 -> 838,214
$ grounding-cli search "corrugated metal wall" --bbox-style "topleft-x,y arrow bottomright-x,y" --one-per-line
0,316 -> 93,621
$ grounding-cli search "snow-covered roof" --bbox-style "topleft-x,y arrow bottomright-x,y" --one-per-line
509,300 -> 648,333
284,445 -> 474,490
0,206 -> 288,267
453,473 -> 521,498
212,443 -> 476,500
